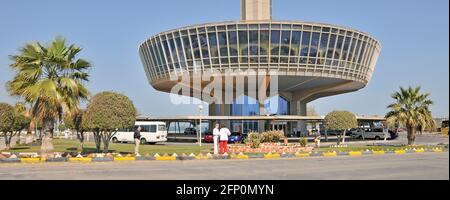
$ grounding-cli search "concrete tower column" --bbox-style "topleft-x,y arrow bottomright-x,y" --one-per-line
290,100 -> 308,136
209,103 -> 231,129
241,0 -> 272,21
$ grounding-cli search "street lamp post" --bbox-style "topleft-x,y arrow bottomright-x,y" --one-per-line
198,105 -> 203,147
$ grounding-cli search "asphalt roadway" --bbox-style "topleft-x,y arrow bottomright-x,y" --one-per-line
0,152 -> 448,180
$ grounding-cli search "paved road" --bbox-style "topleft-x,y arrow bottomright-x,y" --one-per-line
0,153 -> 448,180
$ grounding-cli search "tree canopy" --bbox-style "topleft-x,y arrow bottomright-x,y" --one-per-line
12,113 -> 31,132
6,37 -> 91,134
386,86 -> 435,145
324,110 -> 358,131
0,103 -> 15,132
64,109 -> 85,132
83,92 -> 137,131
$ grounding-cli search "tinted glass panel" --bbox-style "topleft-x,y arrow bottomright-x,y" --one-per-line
175,37 -> 186,68
199,33 -> 209,59
335,35 -> 344,60
327,34 -> 337,59
249,30 -> 258,56
238,31 -> 248,56
208,33 -> 219,59
271,30 -> 280,56
157,41 -> 167,66
280,30 -> 291,56
218,32 -> 228,57
190,35 -> 201,59
158,125 -> 166,131
291,31 -> 301,57
182,36 -> 192,61
319,33 -> 329,58
310,32 -> 320,57
228,31 -> 238,56
353,39 -> 362,63
264,95 -> 290,115
300,31 -> 311,57
358,42 -> 367,63
348,38 -> 357,62
168,38 -> 179,67
232,96 -> 259,116
162,40 -> 172,65
150,125 -> 157,132
260,30 -> 269,56
342,36 -> 352,60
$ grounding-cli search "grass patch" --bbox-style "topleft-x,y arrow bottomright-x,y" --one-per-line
8,139 -> 212,155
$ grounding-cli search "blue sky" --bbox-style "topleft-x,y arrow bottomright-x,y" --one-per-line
0,0 -> 448,118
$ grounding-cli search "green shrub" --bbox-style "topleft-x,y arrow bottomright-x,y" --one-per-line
299,137 -> 308,147
261,130 -> 285,143
245,132 -> 261,149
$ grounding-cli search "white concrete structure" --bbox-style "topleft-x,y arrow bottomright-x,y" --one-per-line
138,0 -> 381,134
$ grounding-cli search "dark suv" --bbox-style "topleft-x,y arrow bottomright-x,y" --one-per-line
184,128 -> 197,135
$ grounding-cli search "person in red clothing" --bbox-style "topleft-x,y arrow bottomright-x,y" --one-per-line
219,124 -> 231,154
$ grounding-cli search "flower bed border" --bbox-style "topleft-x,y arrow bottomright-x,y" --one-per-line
0,148 -> 446,164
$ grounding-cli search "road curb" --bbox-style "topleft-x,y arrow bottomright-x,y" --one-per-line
45,157 -> 68,163
68,157 -> 92,163
0,148 -> 447,164
92,157 -> 114,162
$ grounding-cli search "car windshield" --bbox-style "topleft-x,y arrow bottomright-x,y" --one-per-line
158,125 -> 166,131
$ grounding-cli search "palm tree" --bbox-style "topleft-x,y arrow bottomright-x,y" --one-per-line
386,86 -> 435,145
6,37 -> 91,156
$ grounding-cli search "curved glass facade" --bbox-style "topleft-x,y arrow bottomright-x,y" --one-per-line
139,21 -> 381,84
265,95 -> 290,115
229,95 -> 290,133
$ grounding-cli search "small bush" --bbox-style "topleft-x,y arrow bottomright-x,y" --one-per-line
245,132 -> 261,149
261,130 -> 285,143
299,138 -> 308,147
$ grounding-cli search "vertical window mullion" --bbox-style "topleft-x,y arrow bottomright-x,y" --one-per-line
155,35 -> 170,76
287,26 -> 293,70
143,41 -> 156,79
296,27 -> 303,71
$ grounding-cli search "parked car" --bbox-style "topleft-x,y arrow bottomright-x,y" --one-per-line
112,121 -> 168,145
203,131 -> 214,143
320,130 -> 339,136
351,128 -> 397,140
184,128 -> 197,135
228,132 -> 243,143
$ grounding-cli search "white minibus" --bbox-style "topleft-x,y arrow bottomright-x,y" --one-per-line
112,121 -> 167,145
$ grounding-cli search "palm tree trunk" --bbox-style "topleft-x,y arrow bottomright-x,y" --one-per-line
25,120 -> 35,144
77,131 -> 84,152
40,118 -> 55,159
407,125 -> 417,146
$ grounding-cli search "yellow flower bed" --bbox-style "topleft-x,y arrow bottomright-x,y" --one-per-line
348,151 -> 363,156
114,157 -> 136,161
323,152 -> 337,157
21,158 -> 45,163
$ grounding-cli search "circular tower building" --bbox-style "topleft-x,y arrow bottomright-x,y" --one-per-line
138,0 -> 381,134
